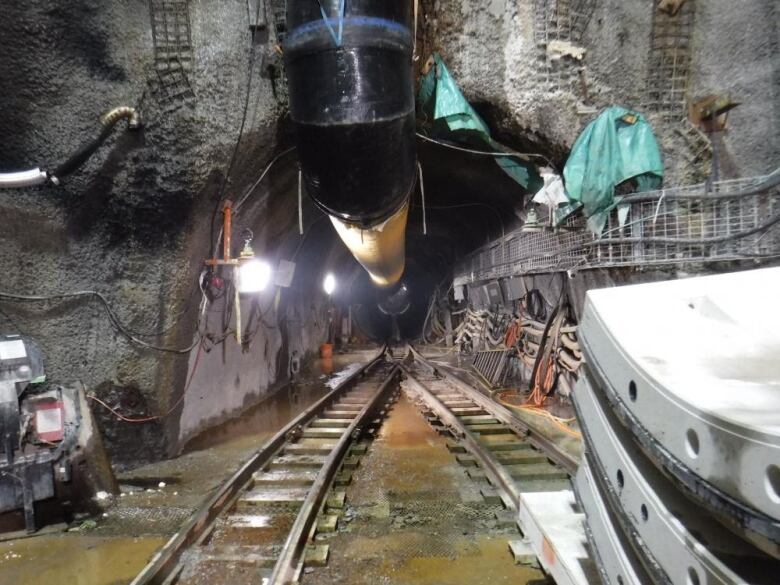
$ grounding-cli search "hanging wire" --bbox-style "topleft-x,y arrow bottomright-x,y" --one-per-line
298,166 -> 304,235
417,161 -> 427,235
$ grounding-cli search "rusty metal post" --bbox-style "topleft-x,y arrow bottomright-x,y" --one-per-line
222,200 -> 233,261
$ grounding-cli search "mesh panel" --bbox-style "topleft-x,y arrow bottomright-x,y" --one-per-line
454,175 -> 780,280
150,0 -> 195,102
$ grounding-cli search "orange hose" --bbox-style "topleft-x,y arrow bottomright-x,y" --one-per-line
504,320 -> 522,348
528,355 -> 556,407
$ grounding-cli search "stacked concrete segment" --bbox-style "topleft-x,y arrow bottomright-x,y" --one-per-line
573,268 -> 780,584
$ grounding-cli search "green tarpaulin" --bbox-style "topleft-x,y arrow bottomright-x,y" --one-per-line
417,53 -> 542,193
563,106 -> 664,234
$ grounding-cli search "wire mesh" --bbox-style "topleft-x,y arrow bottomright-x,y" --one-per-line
454,175 -> 780,283
642,0 -> 695,124
270,0 -> 288,43
532,0 -> 596,94
149,0 -> 195,102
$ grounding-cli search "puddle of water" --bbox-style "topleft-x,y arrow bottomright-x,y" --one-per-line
183,351 -> 375,454
304,392 -> 546,585
323,361 -> 363,389
390,535 -> 543,584
0,534 -> 165,585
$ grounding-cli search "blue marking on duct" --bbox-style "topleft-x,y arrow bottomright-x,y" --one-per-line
318,0 -> 346,46
287,16 -> 412,45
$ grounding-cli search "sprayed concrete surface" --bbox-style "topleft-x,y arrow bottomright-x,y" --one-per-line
0,352 -> 374,585
302,391 -> 545,585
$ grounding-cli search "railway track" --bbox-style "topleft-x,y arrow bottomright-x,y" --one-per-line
132,346 -> 591,585
402,352 -> 573,503
131,349 -> 400,585
402,346 -> 596,585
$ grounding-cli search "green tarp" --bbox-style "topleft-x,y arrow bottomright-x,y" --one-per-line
563,106 -> 664,234
417,53 -> 542,193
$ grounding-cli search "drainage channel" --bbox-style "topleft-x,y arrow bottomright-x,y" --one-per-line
131,349 -> 400,585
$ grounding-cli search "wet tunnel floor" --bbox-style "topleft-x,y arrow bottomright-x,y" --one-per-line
0,350 -> 376,585
301,388 -> 545,585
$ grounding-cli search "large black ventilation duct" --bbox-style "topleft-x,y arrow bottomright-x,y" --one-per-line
284,1 -> 416,287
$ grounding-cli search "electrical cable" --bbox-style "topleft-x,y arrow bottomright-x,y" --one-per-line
416,131 -> 555,167
524,289 -> 547,321
0,290 -> 199,354
88,340 -> 205,423
233,147 -> 298,214
417,161 -> 427,235
620,167 -> 780,203
209,0 -> 267,257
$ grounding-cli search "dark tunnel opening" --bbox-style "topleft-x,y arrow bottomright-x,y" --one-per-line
288,130 -> 551,343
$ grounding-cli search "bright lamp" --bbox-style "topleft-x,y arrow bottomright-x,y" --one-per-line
323,273 -> 336,295
238,259 -> 272,293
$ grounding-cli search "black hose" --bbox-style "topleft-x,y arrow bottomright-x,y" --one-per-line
51,109 -> 141,181
51,124 -> 116,180
524,289 -> 547,321
528,303 -> 559,393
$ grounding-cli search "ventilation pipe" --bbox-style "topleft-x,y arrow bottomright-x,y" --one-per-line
284,1 -> 416,288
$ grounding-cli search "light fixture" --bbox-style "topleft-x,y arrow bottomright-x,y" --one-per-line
522,206 -> 543,232
238,259 -> 272,294
323,273 -> 336,295
204,210 -> 274,344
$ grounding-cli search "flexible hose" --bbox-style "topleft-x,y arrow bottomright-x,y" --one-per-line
52,107 -> 141,181
0,168 -> 48,188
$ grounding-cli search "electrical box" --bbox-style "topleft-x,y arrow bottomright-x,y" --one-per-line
454,285 -> 465,301
484,281 -> 503,306
275,260 -> 296,288
501,277 -> 526,301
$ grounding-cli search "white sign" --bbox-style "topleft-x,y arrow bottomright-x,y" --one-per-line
0,339 -> 26,360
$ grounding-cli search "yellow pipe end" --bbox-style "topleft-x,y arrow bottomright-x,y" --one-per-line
330,201 -> 409,288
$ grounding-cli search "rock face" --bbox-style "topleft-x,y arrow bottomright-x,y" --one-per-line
0,0 -> 776,466
0,0 -> 330,465
422,0 -> 778,183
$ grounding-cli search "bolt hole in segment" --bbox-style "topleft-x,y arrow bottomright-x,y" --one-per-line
628,380 -> 637,402
686,566 -> 701,585
616,469 -> 624,490
685,428 -> 699,459
578,268 -> 780,558
767,465 -> 780,504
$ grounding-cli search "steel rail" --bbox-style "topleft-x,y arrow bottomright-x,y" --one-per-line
408,345 -> 578,474
269,364 -> 401,584
401,357 -> 594,585
401,364 -> 521,511
131,347 -> 387,585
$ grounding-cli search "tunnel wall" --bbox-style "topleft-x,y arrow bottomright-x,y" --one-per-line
423,0 -> 778,183
0,0 -> 329,465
